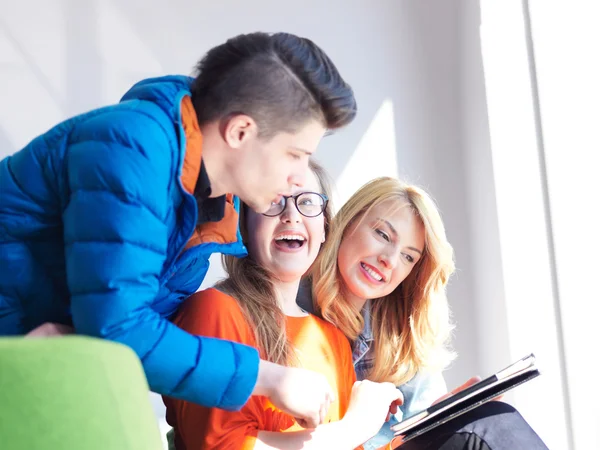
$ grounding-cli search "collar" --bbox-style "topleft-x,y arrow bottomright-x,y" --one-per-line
360,299 -> 374,342
194,160 -> 226,223
178,95 -> 239,249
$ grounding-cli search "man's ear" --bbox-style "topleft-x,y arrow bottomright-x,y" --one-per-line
222,114 -> 258,149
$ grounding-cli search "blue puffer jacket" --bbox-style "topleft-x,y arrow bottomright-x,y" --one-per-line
0,75 -> 258,410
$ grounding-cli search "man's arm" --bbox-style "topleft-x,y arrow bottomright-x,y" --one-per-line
63,111 -> 259,409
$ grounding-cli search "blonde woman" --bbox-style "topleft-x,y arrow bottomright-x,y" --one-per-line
302,177 -> 548,450
163,163 -> 401,450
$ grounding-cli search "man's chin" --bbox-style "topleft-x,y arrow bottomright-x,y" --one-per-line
242,198 -> 270,214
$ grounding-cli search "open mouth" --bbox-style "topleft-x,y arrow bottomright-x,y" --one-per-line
274,234 -> 307,250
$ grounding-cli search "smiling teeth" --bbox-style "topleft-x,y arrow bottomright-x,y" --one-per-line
275,234 -> 305,241
362,263 -> 383,281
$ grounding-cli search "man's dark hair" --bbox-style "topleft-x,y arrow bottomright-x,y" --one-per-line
191,32 -> 357,138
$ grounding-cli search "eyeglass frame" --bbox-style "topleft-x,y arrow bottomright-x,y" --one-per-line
262,192 -> 329,218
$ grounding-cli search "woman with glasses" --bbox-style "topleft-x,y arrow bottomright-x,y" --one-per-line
163,160 -> 402,450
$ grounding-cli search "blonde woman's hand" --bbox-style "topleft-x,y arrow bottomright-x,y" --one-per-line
432,376 -> 504,405
343,380 -> 404,444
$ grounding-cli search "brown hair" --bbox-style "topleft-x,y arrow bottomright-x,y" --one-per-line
217,159 -> 333,365
191,32 -> 356,138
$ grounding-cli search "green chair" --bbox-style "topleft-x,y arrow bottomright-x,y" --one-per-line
0,336 -> 163,450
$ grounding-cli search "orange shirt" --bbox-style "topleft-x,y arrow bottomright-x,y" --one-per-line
163,288 -> 357,450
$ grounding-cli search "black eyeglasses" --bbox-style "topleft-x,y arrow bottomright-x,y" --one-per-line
263,192 -> 328,218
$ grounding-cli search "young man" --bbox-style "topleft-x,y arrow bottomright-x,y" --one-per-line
0,32 -> 356,427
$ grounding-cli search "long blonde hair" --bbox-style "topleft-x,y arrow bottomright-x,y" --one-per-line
312,177 -> 455,385
217,159 -> 333,366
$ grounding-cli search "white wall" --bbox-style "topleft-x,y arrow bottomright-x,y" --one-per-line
526,2 -> 600,448
2,0 -> 572,448
465,1 -> 600,449
463,0 -> 570,447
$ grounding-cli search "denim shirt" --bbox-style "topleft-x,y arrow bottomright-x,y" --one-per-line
297,284 -> 447,449
350,300 -> 447,449
352,300 -> 375,380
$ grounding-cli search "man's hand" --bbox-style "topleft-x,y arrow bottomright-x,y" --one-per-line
253,360 -> 335,428
25,322 -> 74,338
343,380 -> 404,444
